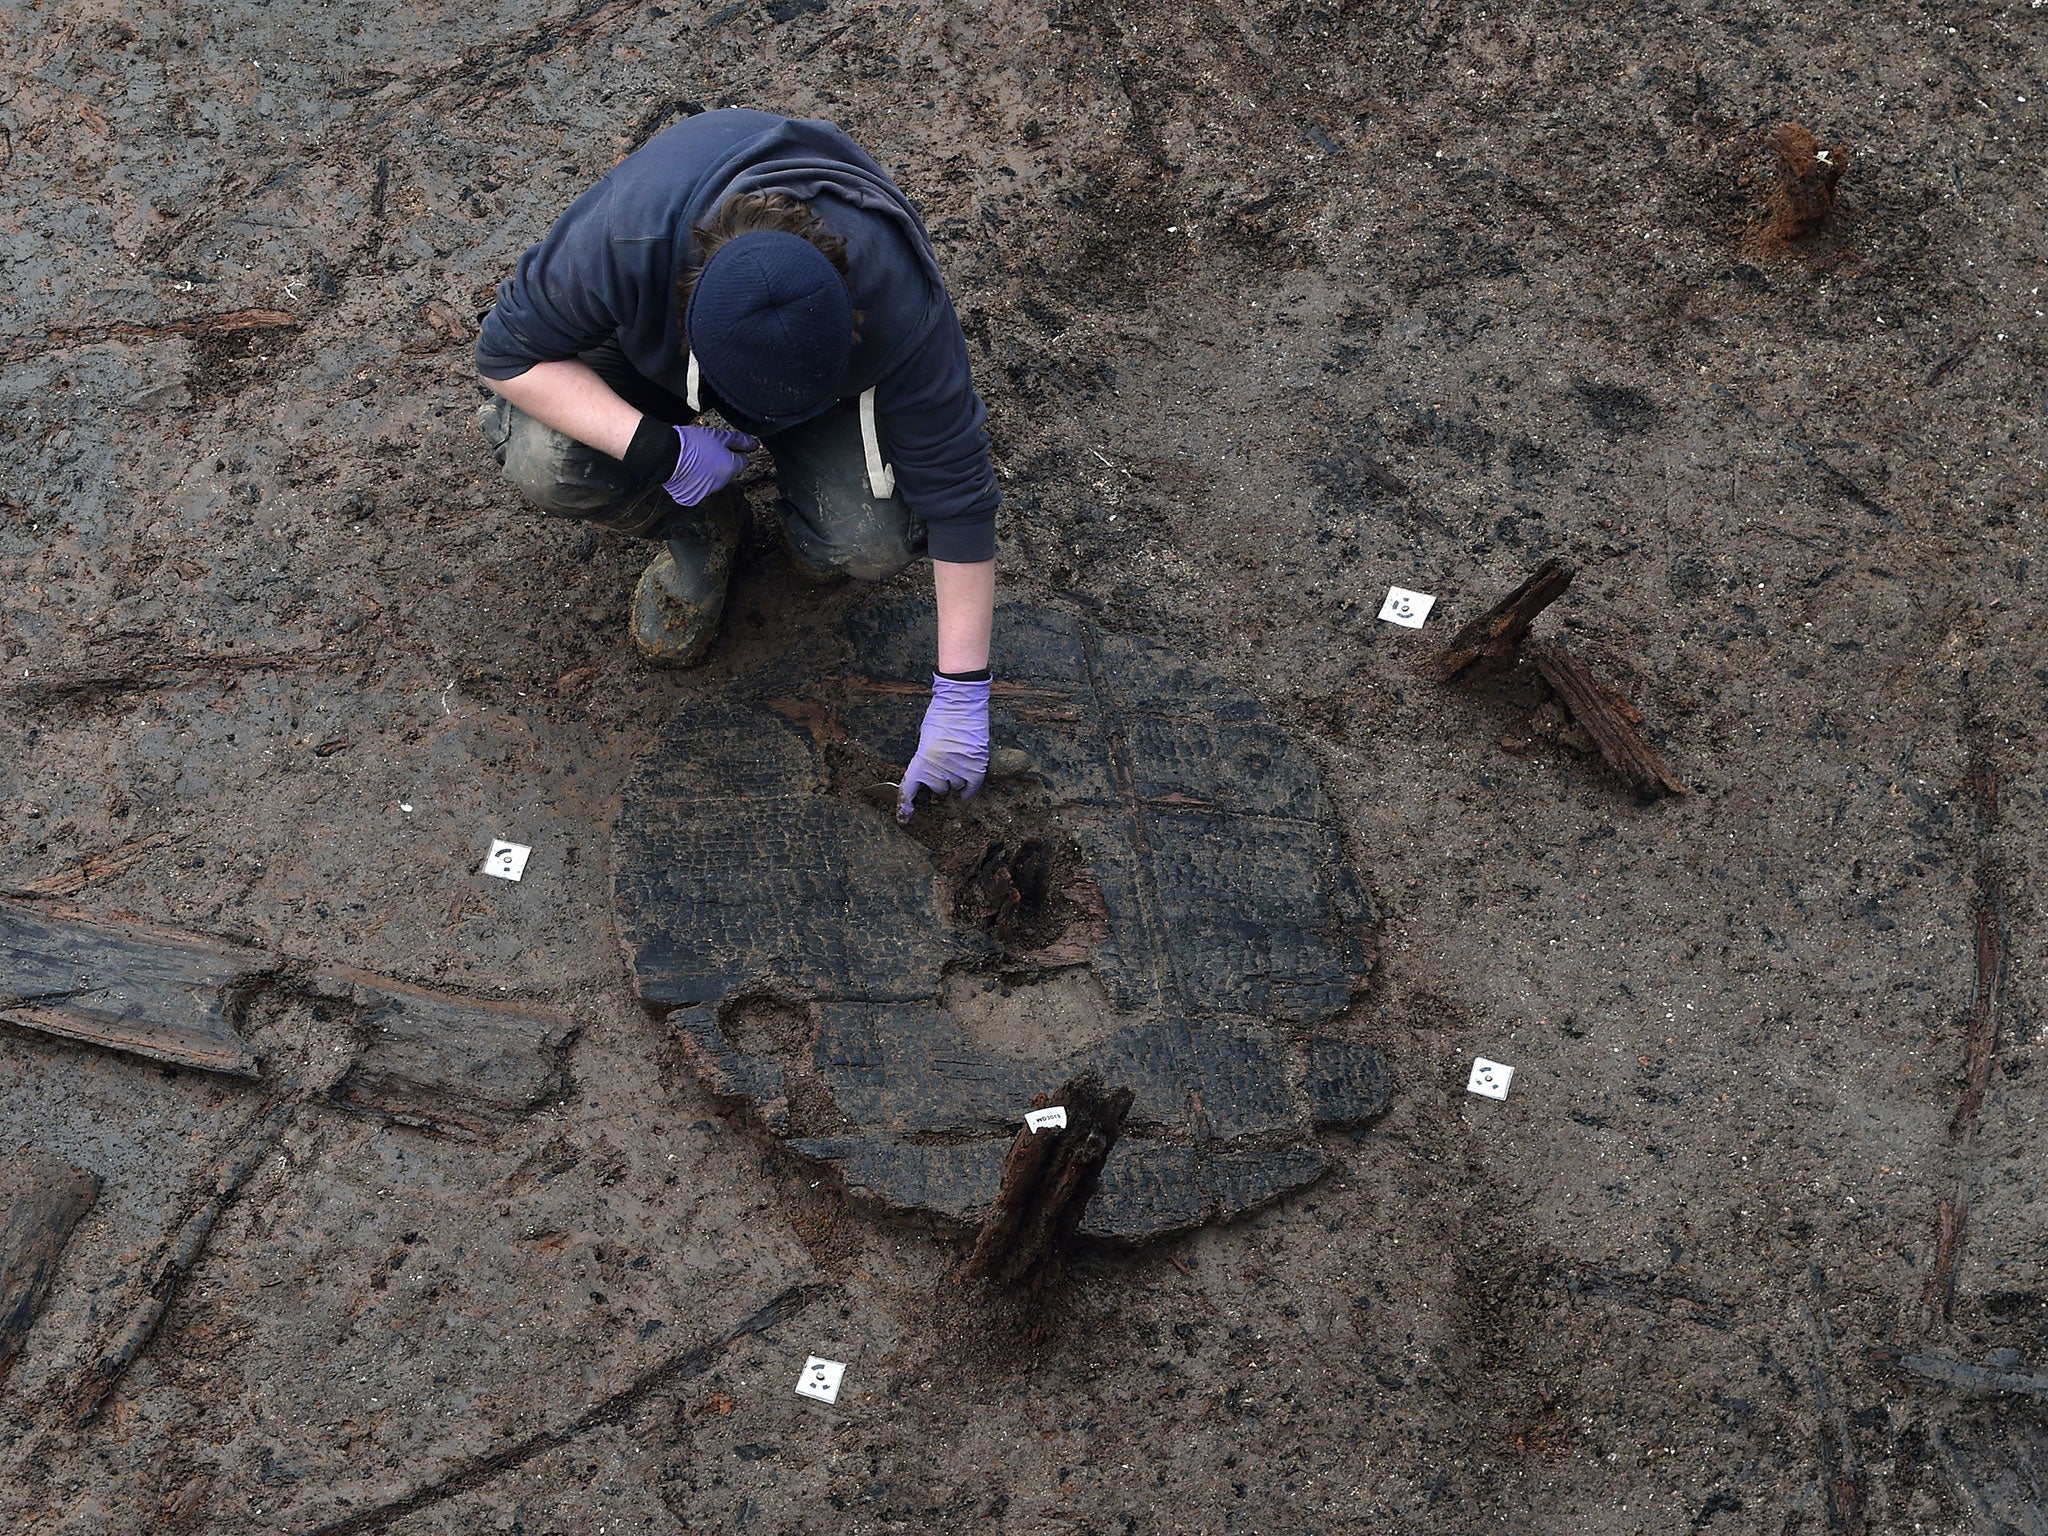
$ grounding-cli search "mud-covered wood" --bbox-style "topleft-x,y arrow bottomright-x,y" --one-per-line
1757,121 -> 1848,247
315,970 -> 575,1138
0,1152 -> 99,1385
0,898 -> 267,1076
617,597 -> 1388,1241
1870,1346 -> 2048,1403
1302,1038 -> 1395,1127
1525,641 -> 1687,797
962,1074 -> 1133,1286
1433,558 -> 1575,686
69,1099 -> 294,1424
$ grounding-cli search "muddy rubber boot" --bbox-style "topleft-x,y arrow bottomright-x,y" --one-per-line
630,486 -> 746,668
475,396 -> 513,466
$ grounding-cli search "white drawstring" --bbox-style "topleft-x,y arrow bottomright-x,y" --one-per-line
859,386 -> 895,500
692,357 -> 892,499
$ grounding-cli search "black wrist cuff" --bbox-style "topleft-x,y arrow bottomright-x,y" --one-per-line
623,416 -> 681,483
937,667 -> 992,683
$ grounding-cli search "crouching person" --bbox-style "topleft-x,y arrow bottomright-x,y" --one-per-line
474,108 -> 996,820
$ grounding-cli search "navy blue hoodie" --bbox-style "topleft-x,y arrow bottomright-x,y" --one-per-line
476,110 -> 997,563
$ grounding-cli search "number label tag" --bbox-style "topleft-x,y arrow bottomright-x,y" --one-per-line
1378,587 -> 1437,628
481,840 -> 531,882
795,1356 -> 844,1404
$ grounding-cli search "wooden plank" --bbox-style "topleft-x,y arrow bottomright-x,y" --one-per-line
1525,640 -> 1688,797
316,970 -> 576,1137
0,898 -> 268,1076
1433,557 -> 1575,687
0,1151 -> 100,1385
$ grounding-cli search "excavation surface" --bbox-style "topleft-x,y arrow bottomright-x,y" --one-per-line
2,0 -> 2044,1531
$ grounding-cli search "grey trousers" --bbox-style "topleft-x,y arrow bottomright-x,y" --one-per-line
477,341 -> 927,582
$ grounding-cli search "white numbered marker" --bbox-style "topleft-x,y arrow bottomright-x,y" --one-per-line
795,1355 -> 845,1404
1467,1058 -> 1514,1100
1025,1107 -> 1068,1133
481,840 -> 531,882
1378,587 -> 1437,628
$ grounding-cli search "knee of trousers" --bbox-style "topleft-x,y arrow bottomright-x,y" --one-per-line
782,495 -> 927,582
484,403 -> 654,525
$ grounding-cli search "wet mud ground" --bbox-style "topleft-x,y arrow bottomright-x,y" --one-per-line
2,0 -> 2045,1530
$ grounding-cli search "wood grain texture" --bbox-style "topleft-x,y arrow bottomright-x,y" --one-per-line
0,1151 -> 100,1385
1526,640 -> 1688,797
1433,558 -> 1575,686
0,897 -> 267,1076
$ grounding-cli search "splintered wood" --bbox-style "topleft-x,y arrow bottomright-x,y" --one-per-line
1433,558 -> 1574,687
962,1072 -> 1133,1288
1434,561 -> 1686,798
1525,642 -> 1687,798
0,1153 -> 100,1386
0,897 -> 267,1076
67,1100 -> 296,1425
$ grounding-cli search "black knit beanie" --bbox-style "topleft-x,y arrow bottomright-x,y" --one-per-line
686,230 -> 852,422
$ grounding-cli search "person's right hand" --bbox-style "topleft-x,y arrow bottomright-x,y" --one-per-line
664,425 -> 757,506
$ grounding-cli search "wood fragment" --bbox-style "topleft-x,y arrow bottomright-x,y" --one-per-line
0,645 -> 336,703
68,1100 -> 295,1424
1800,1286 -> 1868,1536
1871,1346 -> 2048,1402
961,1072 -> 1133,1287
8,833 -> 173,898
0,897 -> 269,1076
314,968 -> 576,1137
1757,122 -> 1848,247
0,1152 -> 100,1385
1922,1193 -> 1965,1322
1950,769 -> 2004,1146
1432,558 -> 1575,686
302,1282 -> 826,1536
1,309 -> 301,364
1524,640 -> 1687,797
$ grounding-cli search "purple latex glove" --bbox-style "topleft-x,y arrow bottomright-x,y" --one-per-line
897,675 -> 991,822
663,425 -> 758,506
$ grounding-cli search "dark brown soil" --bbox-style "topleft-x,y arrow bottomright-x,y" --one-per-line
3,0 -> 2045,1532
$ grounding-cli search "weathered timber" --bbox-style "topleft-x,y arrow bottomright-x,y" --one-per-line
69,1099 -> 295,1424
618,596 -> 1386,1241
0,899 -> 575,1122
316,969 -> 576,1137
1525,640 -> 1687,797
0,897 -> 268,1076
0,1152 -> 100,1385
1433,558 -> 1575,686
1871,1346 -> 2048,1403
302,1282 -> 827,1536
962,1073 -> 1134,1286
7,833 -> 174,898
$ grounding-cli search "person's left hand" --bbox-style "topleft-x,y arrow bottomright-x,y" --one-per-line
897,675 -> 991,822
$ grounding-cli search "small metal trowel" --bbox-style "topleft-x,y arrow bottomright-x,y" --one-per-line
862,747 -> 1036,811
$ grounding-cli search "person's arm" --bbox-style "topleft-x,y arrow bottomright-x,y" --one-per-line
867,293 -> 999,820
933,557 -> 994,673
485,359 -> 757,503
895,557 -> 996,823
484,359 -> 643,460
